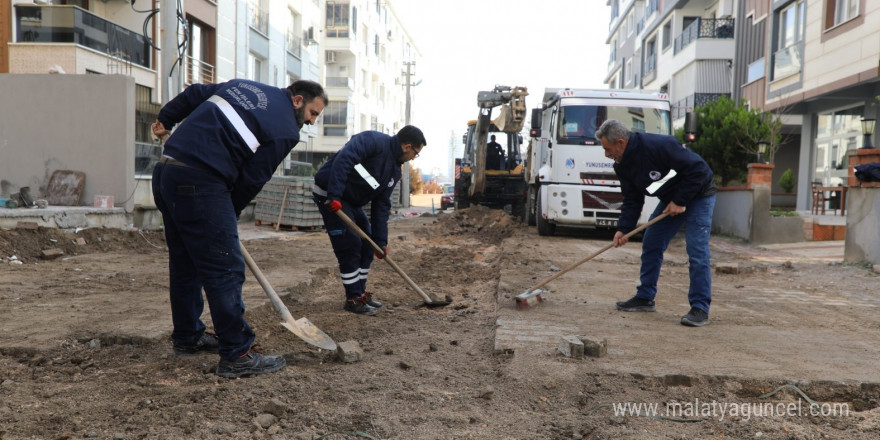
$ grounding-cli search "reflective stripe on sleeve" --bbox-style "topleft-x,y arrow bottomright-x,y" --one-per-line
208,95 -> 261,152
646,169 -> 677,195
354,163 -> 380,189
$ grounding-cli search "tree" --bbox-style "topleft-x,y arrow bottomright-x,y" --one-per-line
678,96 -> 781,186
408,166 -> 424,194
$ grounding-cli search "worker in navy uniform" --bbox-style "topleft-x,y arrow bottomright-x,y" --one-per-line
151,79 -> 326,377
486,134 -> 505,170
312,125 -> 427,315
595,119 -> 717,327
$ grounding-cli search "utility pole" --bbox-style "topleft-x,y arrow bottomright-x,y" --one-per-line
161,0 -> 184,104
401,60 -> 417,208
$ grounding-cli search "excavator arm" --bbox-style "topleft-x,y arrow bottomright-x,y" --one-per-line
469,85 -> 528,197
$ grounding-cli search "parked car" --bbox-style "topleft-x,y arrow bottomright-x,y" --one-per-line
440,184 -> 454,210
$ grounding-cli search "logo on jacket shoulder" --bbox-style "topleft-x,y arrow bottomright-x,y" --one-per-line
649,171 -> 662,180
388,178 -> 395,187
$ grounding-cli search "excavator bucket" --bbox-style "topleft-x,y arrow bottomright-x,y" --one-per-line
491,87 -> 529,132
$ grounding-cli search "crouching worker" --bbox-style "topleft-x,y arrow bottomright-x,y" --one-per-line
313,126 -> 426,315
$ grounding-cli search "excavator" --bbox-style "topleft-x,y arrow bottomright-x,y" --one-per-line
454,85 -> 528,217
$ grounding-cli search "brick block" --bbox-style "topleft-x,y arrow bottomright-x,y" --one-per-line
557,335 -> 584,359
336,340 -> 363,363
578,336 -> 608,358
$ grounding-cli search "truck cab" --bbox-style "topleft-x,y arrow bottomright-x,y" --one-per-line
524,89 -> 672,235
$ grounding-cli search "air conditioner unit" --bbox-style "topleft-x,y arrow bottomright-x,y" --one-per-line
306,26 -> 317,44
326,51 -> 337,63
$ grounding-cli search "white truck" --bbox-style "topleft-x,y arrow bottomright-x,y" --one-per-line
523,89 -> 672,236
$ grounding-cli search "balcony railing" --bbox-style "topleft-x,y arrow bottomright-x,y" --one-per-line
326,76 -> 354,89
673,93 -> 730,119
250,6 -> 269,35
287,30 -> 302,58
14,5 -> 150,68
673,18 -> 735,55
643,53 -> 656,76
184,55 -> 215,86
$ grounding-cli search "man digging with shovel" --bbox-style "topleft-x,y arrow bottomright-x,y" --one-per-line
596,119 -> 717,327
151,79 -> 326,377
312,125 -> 427,316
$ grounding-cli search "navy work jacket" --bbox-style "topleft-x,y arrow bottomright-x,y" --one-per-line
157,79 -> 301,214
613,132 -> 714,233
314,131 -> 403,248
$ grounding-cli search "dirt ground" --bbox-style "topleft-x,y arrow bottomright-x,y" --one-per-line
1,205 -> 879,440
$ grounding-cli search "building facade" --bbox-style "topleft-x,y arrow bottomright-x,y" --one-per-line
2,0 -> 419,179
735,0 -> 879,211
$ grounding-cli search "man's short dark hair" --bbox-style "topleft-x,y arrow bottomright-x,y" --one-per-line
397,125 -> 426,147
288,80 -> 328,106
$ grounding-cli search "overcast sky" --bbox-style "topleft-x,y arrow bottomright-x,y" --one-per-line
391,0 -> 612,181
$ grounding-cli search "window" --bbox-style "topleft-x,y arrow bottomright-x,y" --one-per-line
326,2 -> 350,38
831,0 -> 859,27
248,54 -> 263,82
772,0 -> 805,79
323,101 -> 349,136
661,21 -> 671,50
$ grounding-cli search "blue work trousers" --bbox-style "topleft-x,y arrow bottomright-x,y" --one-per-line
635,194 -> 716,313
313,195 -> 375,300
152,163 -> 254,360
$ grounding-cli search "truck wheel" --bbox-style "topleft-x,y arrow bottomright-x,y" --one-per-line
511,201 -> 525,220
524,185 -> 536,226
536,194 -> 556,236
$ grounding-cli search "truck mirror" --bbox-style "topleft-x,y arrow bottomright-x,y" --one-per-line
529,108 -> 542,137
517,133 -> 524,144
461,134 -> 467,144
685,112 -> 697,133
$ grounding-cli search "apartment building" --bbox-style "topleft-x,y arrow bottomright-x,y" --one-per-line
733,0 -> 880,210
310,0 -> 419,167
605,0 -> 736,123
2,0 -> 420,201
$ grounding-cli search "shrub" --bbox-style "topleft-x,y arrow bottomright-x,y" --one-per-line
778,168 -> 795,193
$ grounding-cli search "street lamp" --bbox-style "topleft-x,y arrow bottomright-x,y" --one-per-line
756,140 -> 769,164
861,118 -> 875,149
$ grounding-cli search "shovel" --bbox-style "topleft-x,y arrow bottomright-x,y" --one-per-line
240,241 -> 337,350
518,212 -> 671,302
334,210 -> 452,307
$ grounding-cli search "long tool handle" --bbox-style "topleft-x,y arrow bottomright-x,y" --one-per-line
240,241 -> 295,322
334,209 -> 434,304
527,212 -> 671,293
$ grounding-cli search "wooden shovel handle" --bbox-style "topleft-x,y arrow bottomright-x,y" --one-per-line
528,212 -> 671,293
334,209 -> 434,304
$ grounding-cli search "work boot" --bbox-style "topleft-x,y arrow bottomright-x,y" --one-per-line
343,295 -> 379,316
615,295 -> 656,312
172,333 -> 219,355
680,307 -> 709,327
216,351 -> 286,378
364,291 -> 383,308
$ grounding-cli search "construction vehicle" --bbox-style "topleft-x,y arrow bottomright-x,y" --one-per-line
523,88 -> 672,235
454,85 -> 528,216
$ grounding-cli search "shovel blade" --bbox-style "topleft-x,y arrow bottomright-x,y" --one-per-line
280,317 -> 337,351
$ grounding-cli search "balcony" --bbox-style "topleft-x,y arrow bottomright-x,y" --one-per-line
673,18 -> 735,55
14,5 -> 149,68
